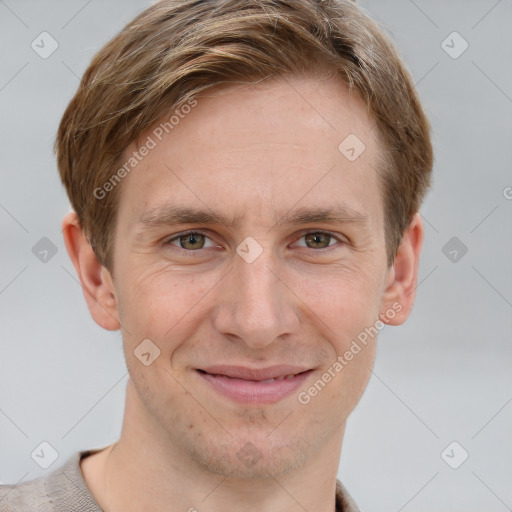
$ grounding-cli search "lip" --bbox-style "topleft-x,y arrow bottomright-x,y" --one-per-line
196,365 -> 314,404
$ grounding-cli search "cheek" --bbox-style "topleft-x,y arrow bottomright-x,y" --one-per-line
305,269 -> 381,413
116,264 -> 219,347
296,335 -> 376,428
333,344 -> 376,418
295,264 -> 383,346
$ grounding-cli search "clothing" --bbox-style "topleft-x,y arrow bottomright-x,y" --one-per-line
0,449 -> 360,511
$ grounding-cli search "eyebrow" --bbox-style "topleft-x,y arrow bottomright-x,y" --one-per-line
136,204 -> 370,231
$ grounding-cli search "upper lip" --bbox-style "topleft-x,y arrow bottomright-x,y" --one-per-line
198,365 -> 312,381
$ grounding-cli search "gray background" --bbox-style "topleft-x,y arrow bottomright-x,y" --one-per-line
1,0 -> 511,510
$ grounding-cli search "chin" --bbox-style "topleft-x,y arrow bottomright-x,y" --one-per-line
186,429 -> 312,480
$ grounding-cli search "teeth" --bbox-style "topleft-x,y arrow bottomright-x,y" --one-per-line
261,374 -> 295,383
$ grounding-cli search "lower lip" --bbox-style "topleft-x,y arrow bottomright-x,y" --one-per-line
196,370 -> 313,404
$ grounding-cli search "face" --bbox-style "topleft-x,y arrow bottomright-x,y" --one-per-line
109,75 -> 395,478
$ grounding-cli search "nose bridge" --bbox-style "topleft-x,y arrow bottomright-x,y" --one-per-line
212,246 -> 298,347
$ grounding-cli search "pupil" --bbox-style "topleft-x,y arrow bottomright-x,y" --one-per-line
306,233 -> 329,248
183,233 -> 203,249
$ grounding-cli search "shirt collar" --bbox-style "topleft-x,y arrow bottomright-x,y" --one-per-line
335,479 -> 361,512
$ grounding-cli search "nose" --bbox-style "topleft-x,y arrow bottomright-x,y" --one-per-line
211,247 -> 300,350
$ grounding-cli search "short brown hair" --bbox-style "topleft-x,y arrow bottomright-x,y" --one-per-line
55,0 -> 433,272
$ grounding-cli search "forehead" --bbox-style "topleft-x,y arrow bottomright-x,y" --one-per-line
116,75 -> 384,233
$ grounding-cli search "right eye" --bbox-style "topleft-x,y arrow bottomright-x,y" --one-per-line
163,230 -> 217,251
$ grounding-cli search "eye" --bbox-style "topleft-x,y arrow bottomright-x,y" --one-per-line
163,230 -> 345,254
294,231 -> 343,250
164,231 -> 217,251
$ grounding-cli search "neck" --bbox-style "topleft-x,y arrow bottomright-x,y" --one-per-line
82,379 -> 345,512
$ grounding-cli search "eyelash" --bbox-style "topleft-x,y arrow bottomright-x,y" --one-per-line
163,229 -> 346,255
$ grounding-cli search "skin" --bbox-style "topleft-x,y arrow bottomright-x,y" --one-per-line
63,75 -> 424,512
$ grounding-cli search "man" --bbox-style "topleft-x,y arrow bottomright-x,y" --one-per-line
0,0 -> 432,510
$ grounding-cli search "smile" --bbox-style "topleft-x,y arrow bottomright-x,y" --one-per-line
195,365 -> 314,404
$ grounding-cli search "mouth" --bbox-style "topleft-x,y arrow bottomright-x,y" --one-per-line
195,365 -> 314,404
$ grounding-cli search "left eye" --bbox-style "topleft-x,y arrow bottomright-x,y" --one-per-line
294,232 -> 339,249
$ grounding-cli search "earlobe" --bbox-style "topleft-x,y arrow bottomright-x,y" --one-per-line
379,212 -> 424,326
62,211 -> 120,331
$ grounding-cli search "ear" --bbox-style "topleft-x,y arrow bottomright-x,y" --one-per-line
378,212 -> 424,326
62,211 -> 120,331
